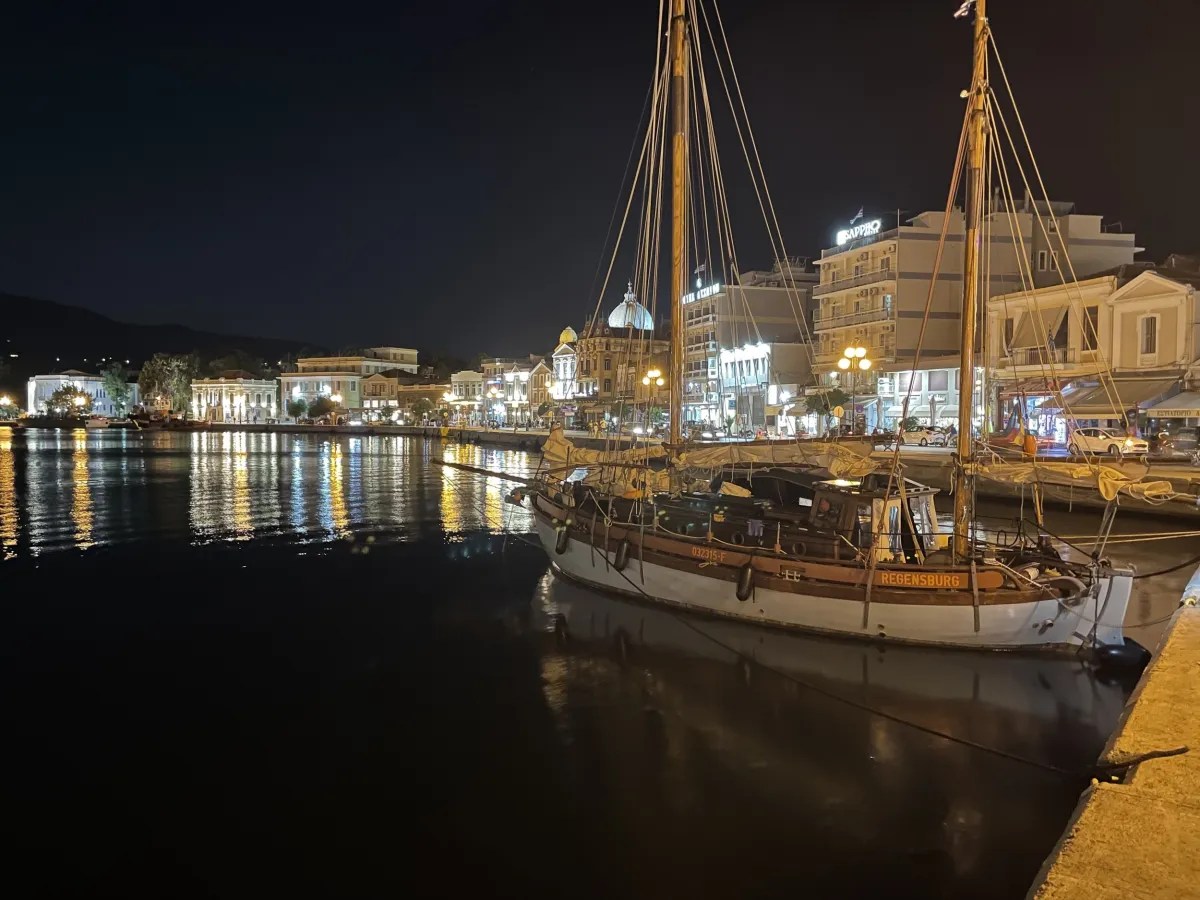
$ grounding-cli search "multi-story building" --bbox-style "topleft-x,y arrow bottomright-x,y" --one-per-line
988,254 -> 1200,438
27,370 -> 139,417
717,342 -> 813,435
191,373 -> 277,423
682,259 -> 818,424
576,285 -> 669,422
396,383 -> 452,419
814,202 -> 1139,429
361,373 -> 400,420
280,347 -> 419,418
449,370 -> 484,421
530,359 -> 552,413
550,327 -> 578,401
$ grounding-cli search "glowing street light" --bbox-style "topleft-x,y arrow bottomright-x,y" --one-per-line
330,393 -> 342,405
641,367 -> 665,387
838,346 -> 873,432
72,395 -> 87,408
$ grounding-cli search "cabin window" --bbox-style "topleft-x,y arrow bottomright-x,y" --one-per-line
813,495 -> 842,526
908,496 -> 937,551
854,503 -> 873,549
887,504 -> 902,554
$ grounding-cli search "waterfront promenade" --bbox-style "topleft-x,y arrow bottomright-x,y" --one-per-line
1029,606 -> 1200,899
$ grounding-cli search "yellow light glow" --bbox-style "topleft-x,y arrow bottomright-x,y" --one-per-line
837,357 -> 851,370
854,346 -> 867,358
858,358 -> 872,370
642,376 -> 650,385
843,347 -> 855,358
655,377 -> 664,386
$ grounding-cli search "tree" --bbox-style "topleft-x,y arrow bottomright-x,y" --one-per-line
138,352 -> 199,412
537,401 -> 553,419
901,416 -> 921,431
48,386 -> 92,417
804,388 -> 850,416
307,396 -> 335,420
100,362 -> 133,415
648,405 -> 665,427
409,397 -> 434,418
286,398 -> 308,420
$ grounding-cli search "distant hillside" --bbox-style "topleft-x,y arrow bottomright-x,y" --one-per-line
0,293 -> 326,384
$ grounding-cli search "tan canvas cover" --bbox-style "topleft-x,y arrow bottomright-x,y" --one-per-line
966,461 -> 1176,502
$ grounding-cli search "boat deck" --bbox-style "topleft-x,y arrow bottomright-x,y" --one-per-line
1028,606 -> 1200,899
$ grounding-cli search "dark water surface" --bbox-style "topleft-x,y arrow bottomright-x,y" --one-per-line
1,428 -> 1140,898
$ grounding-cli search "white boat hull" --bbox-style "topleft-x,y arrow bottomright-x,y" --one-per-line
534,514 -> 1131,652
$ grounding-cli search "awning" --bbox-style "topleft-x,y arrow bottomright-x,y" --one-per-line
884,405 -> 905,417
1043,379 -> 1179,417
1146,392 -> 1200,418
1009,306 -> 1068,349
932,405 -> 960,420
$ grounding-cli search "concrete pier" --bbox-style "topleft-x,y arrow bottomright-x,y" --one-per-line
1028,607 -> 1200,899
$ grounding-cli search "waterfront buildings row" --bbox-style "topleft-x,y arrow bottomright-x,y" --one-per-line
18,199 -> 1200,438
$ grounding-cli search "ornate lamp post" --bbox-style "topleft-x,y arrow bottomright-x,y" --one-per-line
836,346 -> 872,433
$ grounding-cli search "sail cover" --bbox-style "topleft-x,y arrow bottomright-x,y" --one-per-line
678,442 -> 878,478
541,426 -> 667,471
966,461 -> 1176,502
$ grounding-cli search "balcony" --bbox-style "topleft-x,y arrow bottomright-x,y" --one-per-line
813,267 -> 896,298
1000,347 -> 1079,367
814,303 -> 893,330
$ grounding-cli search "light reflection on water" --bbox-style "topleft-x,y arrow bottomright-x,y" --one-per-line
0,428 -> 535,555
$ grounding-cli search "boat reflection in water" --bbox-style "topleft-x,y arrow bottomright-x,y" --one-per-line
529,570 -> 1133,894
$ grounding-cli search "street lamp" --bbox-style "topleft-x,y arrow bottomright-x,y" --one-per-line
641,367 -> 665,387
837,346 -> 872,432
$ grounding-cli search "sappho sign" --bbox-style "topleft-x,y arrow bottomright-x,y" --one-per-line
836,219 -> 881,245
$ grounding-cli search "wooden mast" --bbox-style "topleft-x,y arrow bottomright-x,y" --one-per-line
668,0 -> 688,447
952,0 -> 988,560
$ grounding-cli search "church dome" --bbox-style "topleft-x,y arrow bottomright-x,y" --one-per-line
558,326 -> 578,345
606,283 -> 654,331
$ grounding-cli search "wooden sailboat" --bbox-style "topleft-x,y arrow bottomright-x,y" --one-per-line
527,0 -> 1139,653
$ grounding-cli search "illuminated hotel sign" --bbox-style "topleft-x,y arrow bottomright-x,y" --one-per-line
682,282 -> 722,304
836,219 -> 882,245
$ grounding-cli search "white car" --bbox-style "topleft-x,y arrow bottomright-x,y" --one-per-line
899,427 -> 947,447
1067,427 -> 1149,456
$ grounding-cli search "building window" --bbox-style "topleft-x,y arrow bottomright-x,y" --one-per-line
1140,315 -> 1158,356
1050,251 -> 1058,271
854,264 -> 863,277
1003,317 -> 1014,350
928,370 -> 949,392
603,378 -> 612,393
604,358 -> 611,371
1037,251 -> 1048,271
880,256 -> 891,271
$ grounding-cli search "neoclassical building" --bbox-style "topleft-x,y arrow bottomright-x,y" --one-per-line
191,372 -> 277,423
575,285 -> 669,419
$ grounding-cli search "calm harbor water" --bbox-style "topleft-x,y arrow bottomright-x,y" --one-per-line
0,427 -> 1170,897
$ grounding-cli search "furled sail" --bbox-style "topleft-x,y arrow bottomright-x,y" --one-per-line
678,441 -> 878,479
966,461 -> 1176,502
541,426 -> 667,470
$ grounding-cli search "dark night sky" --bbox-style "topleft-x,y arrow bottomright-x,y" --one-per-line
1,0 -> 1195,357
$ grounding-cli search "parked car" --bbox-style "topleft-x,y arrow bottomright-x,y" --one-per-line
1067,427 -> 1149,456
899,427 -> 947,447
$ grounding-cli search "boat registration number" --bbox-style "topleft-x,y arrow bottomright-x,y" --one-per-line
691,547 -> 727,563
